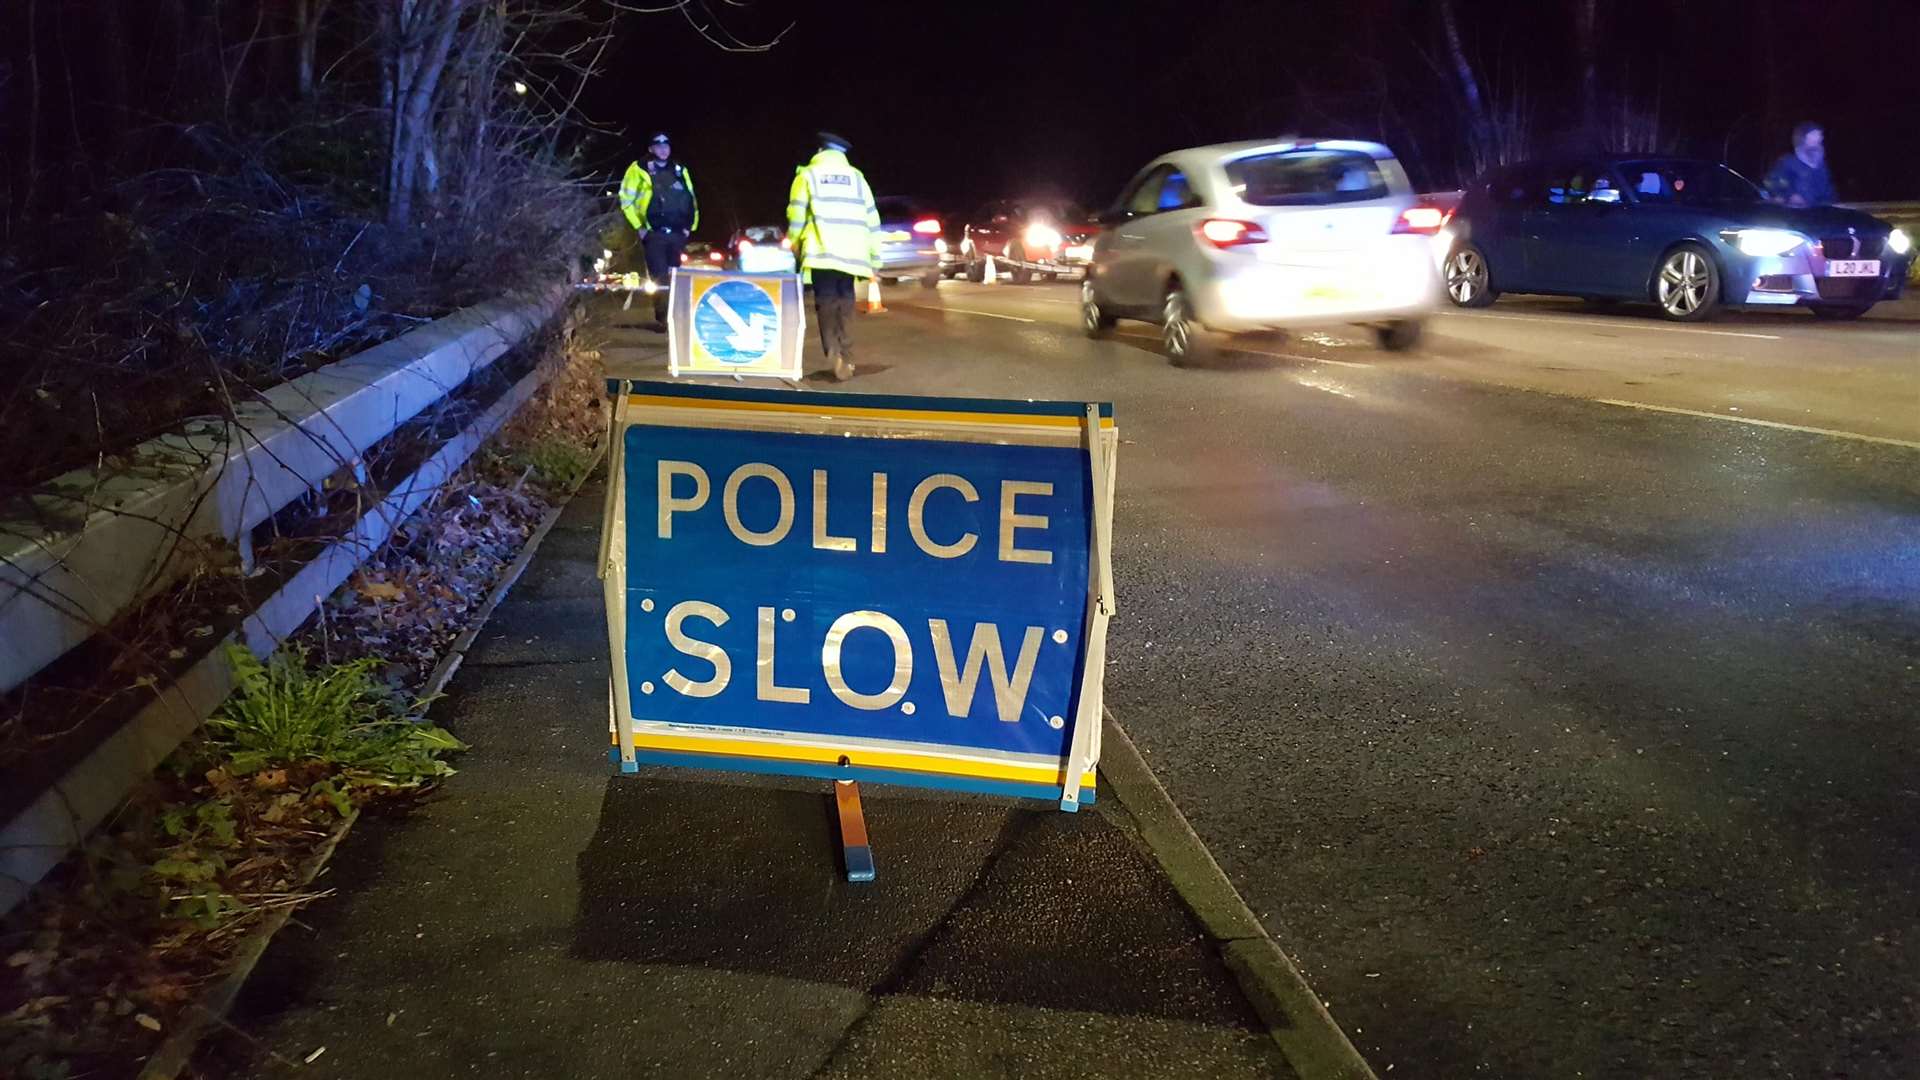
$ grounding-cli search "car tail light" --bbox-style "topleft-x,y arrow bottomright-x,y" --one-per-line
1392,205 -> 1449,236
780,237 -> 793,250
912,218 -> 942,235
709,249 -> 725,262
737,238 -> 754,250
1196,219 -> 1268,248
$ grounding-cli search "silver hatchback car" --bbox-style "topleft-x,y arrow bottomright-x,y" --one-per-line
1082,139 -> 1442,363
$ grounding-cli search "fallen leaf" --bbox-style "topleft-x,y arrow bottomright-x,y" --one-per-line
357,578 -> 405,601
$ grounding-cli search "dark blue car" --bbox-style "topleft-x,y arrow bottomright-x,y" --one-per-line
1444,157 -> 1913,321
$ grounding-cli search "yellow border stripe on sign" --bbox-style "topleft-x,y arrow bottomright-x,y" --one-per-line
626,392 -> 1117,431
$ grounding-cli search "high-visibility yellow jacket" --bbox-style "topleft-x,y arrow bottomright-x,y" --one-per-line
620,158 -> 699,232
786,149 -> 881,281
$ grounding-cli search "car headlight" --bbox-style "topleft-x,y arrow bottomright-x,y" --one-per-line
935,238 -> 948,255
1023,223 -> 1062,251
1889,228 -> 1913,256
1723,228 -> 1809,257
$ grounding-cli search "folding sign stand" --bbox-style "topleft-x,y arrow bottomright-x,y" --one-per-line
599,380 -> 1118,881
834,769 -> 877,883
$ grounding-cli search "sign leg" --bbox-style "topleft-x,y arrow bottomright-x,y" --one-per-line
834,780 -> 876,883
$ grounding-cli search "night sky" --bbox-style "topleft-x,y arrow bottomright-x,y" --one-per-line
576,0 -> 1920,238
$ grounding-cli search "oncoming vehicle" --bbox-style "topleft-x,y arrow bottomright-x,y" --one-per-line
729,224 -> 796,274
1443,157 -> 1913,321
1081,139 -> 1440,362
874,197 -> 945,288
962,199 -> 1100,284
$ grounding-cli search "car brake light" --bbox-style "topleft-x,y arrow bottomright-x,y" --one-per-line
709,250 -> 725,262
912,218 -> 942,235
1197,219 -> 1268,248
738,238 -> 754,250
780,237 -> 792,250
1393,206 -> 1448,236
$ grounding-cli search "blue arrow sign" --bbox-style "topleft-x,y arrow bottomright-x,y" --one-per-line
693,279 -> 778,364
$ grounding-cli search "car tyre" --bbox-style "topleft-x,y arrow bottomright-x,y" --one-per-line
1376,319 -> 1424,352
1161,282 -> 1209,366
920,269 -> 941,289
1444,244 -> 1497,308
1808,303 -> 1870,320
1654,243 -> 1721,321
966,259 -> 985,284
1081,278 -> 1116,339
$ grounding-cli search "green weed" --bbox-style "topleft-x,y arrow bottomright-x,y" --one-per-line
206,645 -> 465,787
512,436 -> 597,492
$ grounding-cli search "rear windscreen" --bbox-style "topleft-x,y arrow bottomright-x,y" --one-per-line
876,198 -> 921,224
1226,151 -> 1389,206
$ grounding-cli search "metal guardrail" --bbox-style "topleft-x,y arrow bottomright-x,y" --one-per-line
0,293 -> 558,696
0,289 -> 566,914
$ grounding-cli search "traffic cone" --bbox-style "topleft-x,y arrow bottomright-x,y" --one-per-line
983,255 -> 998,285
864,275 -> 886,314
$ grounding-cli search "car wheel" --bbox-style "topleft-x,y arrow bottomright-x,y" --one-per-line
1043,272 -> 1058,283
1444,244 -> 1497,307
1008,244 -> 1033,285
1808,303 -> 1870,320
1161,282 -> 1209,366
920,269 -> 940,289
1654,243 -> 1721,321
1081,278 -> 1116,339
966,260 -> 985,284
1376,319 -> 1424,352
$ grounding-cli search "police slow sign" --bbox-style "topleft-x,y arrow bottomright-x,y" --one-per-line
599,381 -> 1116,809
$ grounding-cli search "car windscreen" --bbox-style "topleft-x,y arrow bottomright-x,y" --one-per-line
1226,150 -> 1389,206
1618,161 -> 1764,206
741,226 -> 783,243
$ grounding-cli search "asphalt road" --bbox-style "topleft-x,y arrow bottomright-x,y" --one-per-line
605,280 -> 1920,1079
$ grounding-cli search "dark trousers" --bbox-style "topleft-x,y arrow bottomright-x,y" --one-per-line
641,229 -> 688,321
812,269 -> 857,364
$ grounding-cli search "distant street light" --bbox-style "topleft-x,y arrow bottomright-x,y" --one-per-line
512,80 -> 529,96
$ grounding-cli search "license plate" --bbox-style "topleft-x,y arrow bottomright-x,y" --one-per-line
1305,284 -> 1356,302
1827,259 -> 1881,277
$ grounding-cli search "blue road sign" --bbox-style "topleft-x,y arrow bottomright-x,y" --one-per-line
692,279 -> 778,364
600,381 -> 1118,809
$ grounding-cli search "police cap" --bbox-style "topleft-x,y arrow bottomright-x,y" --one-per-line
649,132 -> 671,146
817,131 -> 852,153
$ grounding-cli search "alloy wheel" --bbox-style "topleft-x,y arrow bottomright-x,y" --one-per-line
1446,250 -> 1486,304
1162,290 -> 1193,360
1658,250 -> 1709,317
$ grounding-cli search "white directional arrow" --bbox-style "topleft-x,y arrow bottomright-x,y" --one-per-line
706,292 -> 770,354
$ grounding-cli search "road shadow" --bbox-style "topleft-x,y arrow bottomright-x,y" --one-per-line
569,774 -> 1263,1028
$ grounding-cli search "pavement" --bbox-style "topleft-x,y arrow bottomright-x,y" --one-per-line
594,282 -> 1917,1079
199,451 -> 1299,1078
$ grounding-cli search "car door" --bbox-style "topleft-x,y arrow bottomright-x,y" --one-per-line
976,201 -> 1016,260
1099,164 -> 1186,310
1524,162 -> 1635,294
1470,165 -> 1542,291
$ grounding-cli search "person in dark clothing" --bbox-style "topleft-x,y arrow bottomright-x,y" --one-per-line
1764,122 -> 1836,208
618,132 -> 701,326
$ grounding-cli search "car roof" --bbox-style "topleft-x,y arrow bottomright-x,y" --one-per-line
1159,138 -> 1398,169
